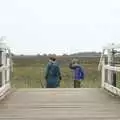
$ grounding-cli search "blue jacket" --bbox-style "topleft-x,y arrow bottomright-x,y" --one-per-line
45,61 -> 61,87
69,63 -> 84,80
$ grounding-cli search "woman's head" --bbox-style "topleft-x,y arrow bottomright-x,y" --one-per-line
49,57 -> 56,61
48,55 -> 56,62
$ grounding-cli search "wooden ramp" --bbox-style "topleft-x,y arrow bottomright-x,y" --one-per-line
0,88 -> 120,120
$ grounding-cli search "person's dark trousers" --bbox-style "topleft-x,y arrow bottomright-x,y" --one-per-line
46,81 -> 58,88
74,80 -> 81,88
46,83 -> 56,88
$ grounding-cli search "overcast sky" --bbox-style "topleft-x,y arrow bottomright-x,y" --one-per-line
0,0 -> 120,55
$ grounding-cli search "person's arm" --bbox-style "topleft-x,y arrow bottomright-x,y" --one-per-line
69,63 -> 75,69
69,63 -> 78,69
58,65 -> 62,80
44,64 -> 49,80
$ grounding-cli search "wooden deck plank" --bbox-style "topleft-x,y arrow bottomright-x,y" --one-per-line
0,88 -> 120,120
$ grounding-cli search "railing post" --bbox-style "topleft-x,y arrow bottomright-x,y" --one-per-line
2,51 -> 5,86
101,58 -> 105,88
0,51 -> 2,87
111,51 -> 116,87
107,49 -> 112,85
6,58 -> 10,83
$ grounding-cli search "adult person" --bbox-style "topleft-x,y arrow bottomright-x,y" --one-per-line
44,56 -> 62,88
69,58 -> 84,88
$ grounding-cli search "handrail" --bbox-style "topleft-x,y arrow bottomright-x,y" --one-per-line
104,82 -> 120,96
104,65 -> 120,72
102,64 -> 120,96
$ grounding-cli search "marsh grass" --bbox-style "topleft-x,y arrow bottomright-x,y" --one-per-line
11,63 -> 101,88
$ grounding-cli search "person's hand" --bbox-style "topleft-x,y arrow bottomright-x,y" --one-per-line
69,63 -> 73,69
59,76 -> 62,80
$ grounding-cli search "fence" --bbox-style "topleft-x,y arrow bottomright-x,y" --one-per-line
101,59 -> 120,96
0,61 -> 11,100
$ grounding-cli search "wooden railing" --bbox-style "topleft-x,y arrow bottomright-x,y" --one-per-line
101,60 -> 120,96
0,64 -> 11,101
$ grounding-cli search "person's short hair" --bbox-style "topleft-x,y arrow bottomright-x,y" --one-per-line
49,57 -> 56,61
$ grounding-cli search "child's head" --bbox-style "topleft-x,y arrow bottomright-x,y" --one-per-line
72,58 -> 79,64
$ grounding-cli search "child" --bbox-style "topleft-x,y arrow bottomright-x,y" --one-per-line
69,58 -> 84,88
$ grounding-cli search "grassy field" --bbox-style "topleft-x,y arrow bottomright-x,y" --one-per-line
11,56 -> 101,88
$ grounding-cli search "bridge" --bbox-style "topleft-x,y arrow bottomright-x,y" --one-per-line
0,39 -> 120,119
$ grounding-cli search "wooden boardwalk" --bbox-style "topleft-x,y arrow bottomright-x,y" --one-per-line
0,88 -> 120,120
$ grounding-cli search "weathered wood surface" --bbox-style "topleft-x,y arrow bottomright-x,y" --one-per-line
0,88 -> 120,120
